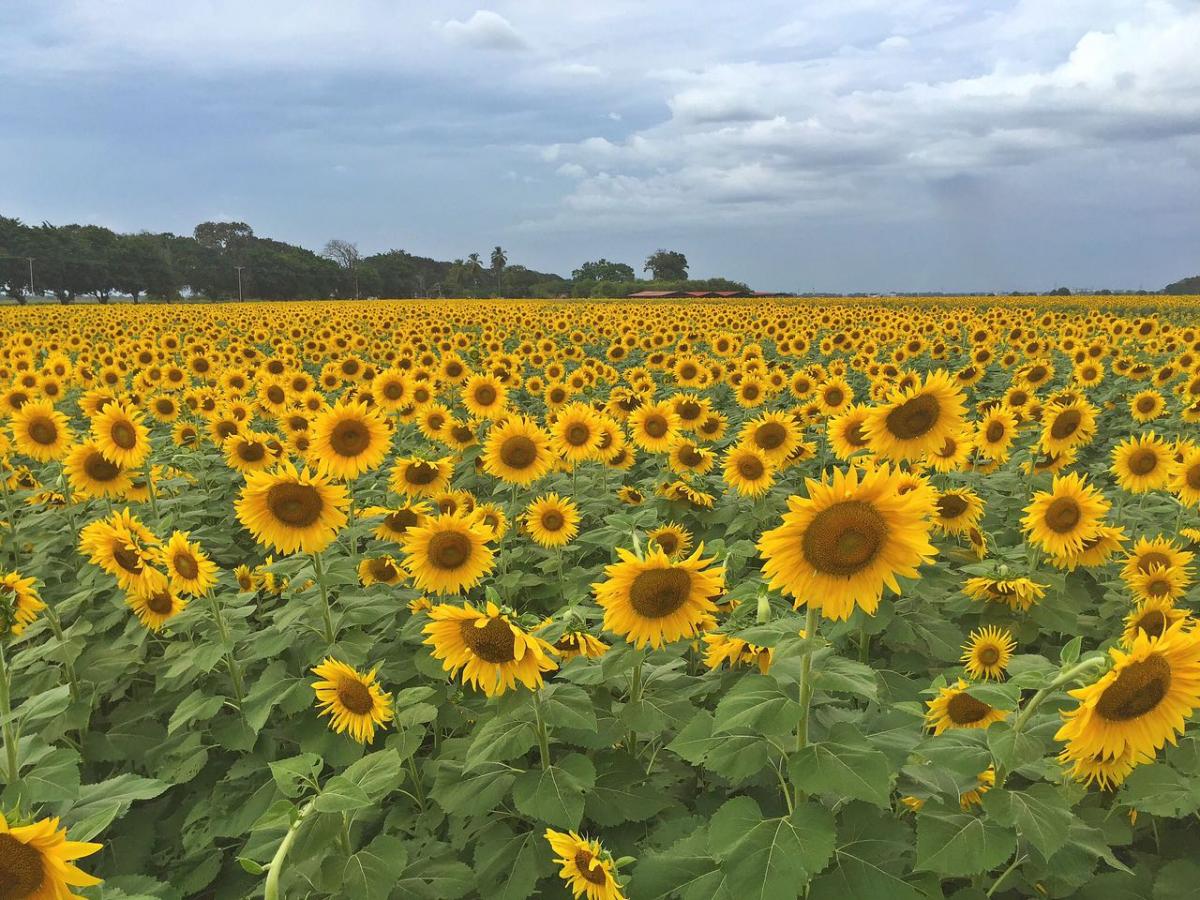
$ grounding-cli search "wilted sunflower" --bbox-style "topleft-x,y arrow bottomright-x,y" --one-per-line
9,399 -> 73,462
1111,432 -> 1174,494
63,440 -> 132,498
310,400 -> 391,480
358,555 -> 404,586
401,512 -> 495,594
963,575 -> 1047,611
311,657 -> 394,744
862,370 -> 966,461
544,829 -> 626,900
1056,621 -> 1200,762
423,601 -> 557,696
525,493 -> 580,548
933,488 -> 984,537
158,530 -> 218,596
1022,472 -> 1109,558
1122,596 -> 1188,647
235,462 -> 349,555
925,678 -> 1009,734
390,455 -> 454,498
0,812 -> 102,900
628,401 -> 680,453
91,400 -> 151,468
702,634 -> 773,674
594,545 -> 724,649
723,444 -> 774,498
482,416 -> 554,486
758,465 -> 936,621
554,630 -> 610,661
960,626 -> 1016,680
1,570 -> 45,636
126,585 -> 187,632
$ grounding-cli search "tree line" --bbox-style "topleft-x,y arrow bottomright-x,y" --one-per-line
0,216 -> 749,303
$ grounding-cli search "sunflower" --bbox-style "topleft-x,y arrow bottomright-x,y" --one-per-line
551,403 -> 604,463
222,430 -> 277,474
1111,432 -> 1174,494
311,657 -> 394,744
525,493 -> 580,548
963,575 -> 1047,611
234,564 -> 257,593
616,486 -> 644,506
723,444 -> 775,498
1122,596 -> 1188,648
0,812 -> 102,900
307,399 -> 391,480
1060,745 -> 1138,789
925,679 -> 1009,734
1039,400 -> 1096,455
126,585 -> 187,632
461,374 -> 509,420
961,626 -> 1015,680
482,416 -> 554,486
235,462 -> 349,555
78,512 -> 166,594
862,371 -> 966,461
1129,389 -> 1165,423
544,830 -> 626,900
9,399 -> 73,461
647,522 -> 693,560
934,488 -> 984,537
158,530 -> 218,596
702,634 -> 773,674
975,407 -> 1017,461
816,376 -> 853,416
401,513 -> 495,594
958,767 -> 996,810
1121,536 -> 1194,589
758,464 -> 936,621
63,440 -> 133,498
554,630 -> 610,661
1022,472 -> 1109,558
628,402 -> 680,453
827,406 -> 872,460
1170,446 -> 1200,507
372,367 -> 410,411
358,555 -> 404,587
1,570 -> 45,637
363,502 -> 429,543
390,455 -> 454,498
593,545 -> 724,649
91,400 -> 151,468
423,601 -> 557,696
469,502 -> 509,541
667,440 -> 715,476
1129,565 -> 1191,605
1056,620 -> 1200,762
740,411 -> 800,465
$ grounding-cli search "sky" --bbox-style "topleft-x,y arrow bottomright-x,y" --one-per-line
2,0 -> 1198,292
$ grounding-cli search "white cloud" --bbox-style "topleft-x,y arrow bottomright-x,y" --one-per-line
439,10 -> 528,51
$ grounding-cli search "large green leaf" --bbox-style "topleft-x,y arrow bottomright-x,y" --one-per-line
915,807 -> 1017,877
790,740 -> 894,809
512,753 -> 595,828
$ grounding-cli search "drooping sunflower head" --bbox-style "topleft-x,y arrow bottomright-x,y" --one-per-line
235,462 -> 349,555
1,571 -> 45,637
960,626 -> 1016,680
962,575 -> 1047,611
554,629 -> 611,661
702,634 -> 773,674
482,416 -> 554,486
311,657 -> 394,744
401,513 -> 495,595
925,678 -> 1009,735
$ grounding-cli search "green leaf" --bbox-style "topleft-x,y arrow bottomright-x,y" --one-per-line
711,797 -> 836,898
812,655 -> 879,700
313,774 -> 373,812
340,749 -> 405,800
982,785 -> 1074,860
394,856 -> 474,899
986,722 -> 1046,772
512,753 -> 595,828
538,683 -> 598,731
712,674 -> 800,736
586,755 -> 674,826
962,681 -> 1020,711
667,712 -> 770,783
431,761 -> 518,817
915,807 -> 1017,877
790,741 -> 894,809
60,775 -> 171,840
1120,763 -> 1200,817
1060,635 -> 1082,664
809,850 -> 928,900
635,848 -> 729,900
914,730 -> 993,780
269,753 -> 323,798
1154,860 -> 1200,900
474,828 -> 546,900
10,684 -> 71,728
167,690 -> 225,735
465,712 -> 537,771
344,834 -> 408,900
23,748 -> 81,803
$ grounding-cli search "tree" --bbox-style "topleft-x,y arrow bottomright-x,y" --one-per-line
194,221 -> 253,251
322,239 -> 361,299
490,246 -> 507,292
644,249 -> 688,281
1163,275 -> 1200,295
466,253 -> 484,290
572,259 -> 636,285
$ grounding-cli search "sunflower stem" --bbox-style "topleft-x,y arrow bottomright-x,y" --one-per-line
625,653 -> 645,754
532,688 -> 551,771
0,474 -> 20,567
206,590 -> 245,710
41,604 -> 80,701
311,551 -> 336,646
858,625 -> 870,664
143,456 -> 162,530
263,798 -> 314,900
795,604 -> 820,754
0,639 -> 22,802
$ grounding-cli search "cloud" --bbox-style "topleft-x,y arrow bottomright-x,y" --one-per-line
439,10 -> 528,51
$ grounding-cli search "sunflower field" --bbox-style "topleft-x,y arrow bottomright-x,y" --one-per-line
3,296 -> 1200,900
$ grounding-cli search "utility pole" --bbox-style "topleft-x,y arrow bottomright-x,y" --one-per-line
27,257 -> 34,297
235,266 -> 245,302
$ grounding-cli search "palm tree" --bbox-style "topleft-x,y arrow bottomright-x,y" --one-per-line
466,253 -> 484,291
490,246 -> 507,293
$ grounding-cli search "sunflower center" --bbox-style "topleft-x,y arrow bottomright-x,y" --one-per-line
267,385 -> 285,404
985,422 -> 1005,443
173,552 -> 200,581
643,415 -> 668,438
977,647 -> 1001,666
451,425 -> 474,443
1127,449 -> 1159,476
500,435 -> 537,469
383,381 -> 404,400
802,500 -> 887,576
28,418 -> 57,446
111,421 -> 138,449
937,494 -> 968,520
1137,551 -> 1171,573
847,423 -> 868,447
1186,464 -> 1200,490
1049,409 -> 1081,440
474,385 -> 497,406
217,421 -> 239,440
755,422 -> 787,450
677,401 -> 702,420
459,616 -> 516,663
405,462 -> 440,485
238,441 -> 266,462
653,533 -> 679,555
146,590 -> 175,615
114,545 -> 144,575
573,850 -> 608,885
336,677 -> 376,715
1146,578 -> 1171,597
369,558 -> 397,581
428,531 -> 472,570
0,831 -> 46,898
680,364 -> 698,380
540,511 -> 565,532
1044,497 -> 1081,533
823,387 -> 843,406
1136,397 -> 1156,413
737,454 -> 765,480
1137,609 -> 1168,638
565,423 -> 591,446
947,691 -> 993,725
629,567 -> 692,618
884,393 -> 940,440
266,482 -> 324,527
384,509 -> 419,533
678,445 -> 704,467
331,420 -> 371,456
1096,653 -> 1171,721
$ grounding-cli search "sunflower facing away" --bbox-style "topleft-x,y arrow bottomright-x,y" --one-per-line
424,600 -> 557,696
1,570 -> 45,637
525,493 -> 580,548
758,464 -> 937,621
482,416 -> 555,486
703,633 -> 773,674
960,626 -> 1016,680
862,370 -> 967,461
309,399 -> 391,480
311,657 -> 394,743
544,829 -> 627,900
925,678 -> 1010,734
235,462 -> 349,555
593,545 -> 725,649
0,812 -> 102,900
401,512 -> 495,594
1022,472 -> 1109,558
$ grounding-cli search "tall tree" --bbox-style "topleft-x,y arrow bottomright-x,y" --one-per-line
322,239 -> 361,298
644,249 -> 689,281
490,246 -> 507,292
466,252 -> 484,290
